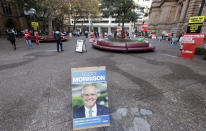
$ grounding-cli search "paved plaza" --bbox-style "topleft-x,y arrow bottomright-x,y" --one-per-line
0,36 -> 206,131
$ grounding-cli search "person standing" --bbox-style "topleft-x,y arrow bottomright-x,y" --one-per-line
178,32 -> 183,40
94,31 -> 97,38
54,28 -> 63,52
85,30 -> 88,38
34,31 -> 39,46
102,32 -> 105,38
7,28 -> 16,50
114,31 -> 117,39
24,29 -> 32,49
97,31 -> 99,38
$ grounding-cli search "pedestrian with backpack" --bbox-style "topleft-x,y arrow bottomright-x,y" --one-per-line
7,28 -> 16,50
54,28 -> 64,52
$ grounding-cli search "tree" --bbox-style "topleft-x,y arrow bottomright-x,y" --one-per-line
14,0 -> 69,36
68,0 -> 100,31
43,0 -> 69,36
100,0 -> 138,39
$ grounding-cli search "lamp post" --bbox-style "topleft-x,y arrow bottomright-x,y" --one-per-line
24,8 -> 36,28
28,8 -> 36,21
198,0 -> 205,16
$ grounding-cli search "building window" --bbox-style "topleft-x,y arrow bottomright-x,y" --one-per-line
1,1 -> 12,16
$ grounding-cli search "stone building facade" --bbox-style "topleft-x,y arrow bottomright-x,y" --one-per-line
148,0 -> 206,34
0,0 -> 28,37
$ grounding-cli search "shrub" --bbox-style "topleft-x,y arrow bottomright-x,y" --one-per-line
195,47 -> 206,55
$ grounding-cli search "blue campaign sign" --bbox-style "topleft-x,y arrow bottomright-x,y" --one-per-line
72,70 -> 106,84
73,115 -> 110,129
71,66 -> 110,130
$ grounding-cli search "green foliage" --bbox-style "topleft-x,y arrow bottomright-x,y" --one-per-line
97,93 -> 107,101
100,0 -> 138,39
195,47 -> 206,55
97,93 -> 108,107
62,0 -> 99,30
72,96 -> 84,109
100,0 -> 137,22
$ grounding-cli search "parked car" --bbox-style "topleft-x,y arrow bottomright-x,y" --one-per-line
62,31 -> 69,36
73,30 -> 80,37
16,30 -> 24,38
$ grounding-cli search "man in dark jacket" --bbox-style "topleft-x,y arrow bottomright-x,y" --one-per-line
73,84 -> 109,119
7,28 -> 16,50
54,28 -> 63,52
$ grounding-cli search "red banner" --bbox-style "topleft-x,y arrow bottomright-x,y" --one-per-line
182,33 -> 204,45
137,24 -> 148,31
180,43 -> 196,60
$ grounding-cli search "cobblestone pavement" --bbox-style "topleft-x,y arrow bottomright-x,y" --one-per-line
0,37 -> 206,131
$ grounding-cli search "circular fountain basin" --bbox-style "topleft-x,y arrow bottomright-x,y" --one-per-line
92,40 -> 155,52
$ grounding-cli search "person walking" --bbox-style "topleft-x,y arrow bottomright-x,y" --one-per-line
7,28 -> 16,50
97,31 -> 99,38
24,29 -> 32,49
102,32 -> 105,38
54,28 -> 63,52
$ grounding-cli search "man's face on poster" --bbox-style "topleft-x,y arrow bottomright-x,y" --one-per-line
82,85 -> 98,109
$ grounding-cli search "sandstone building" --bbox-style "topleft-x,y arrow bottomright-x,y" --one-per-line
0,0 -> 27,37
148,0 -> 206,34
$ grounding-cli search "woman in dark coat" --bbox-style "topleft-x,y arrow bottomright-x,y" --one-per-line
7,29 -> 16,50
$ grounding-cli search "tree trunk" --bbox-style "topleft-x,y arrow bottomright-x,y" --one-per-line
73,21 -> 76,31
48,15 -> 53,36
81,21 -> 84,35
121,20 -> 125,40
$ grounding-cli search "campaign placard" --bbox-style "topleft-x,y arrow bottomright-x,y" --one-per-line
179,33 -> 204,60
31,22 -> 39,31
137,24 -> 148,32
182,33 -> 204,45
187,16 -> 205,33
75,39 -> 86,52
180,43 -> 196,60
71,66 -> 110,130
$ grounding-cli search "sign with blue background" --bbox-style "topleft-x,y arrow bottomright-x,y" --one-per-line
71,66 -> 110,130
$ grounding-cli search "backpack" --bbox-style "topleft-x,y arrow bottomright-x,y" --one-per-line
55,32 -> 61,40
